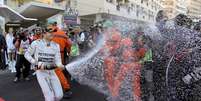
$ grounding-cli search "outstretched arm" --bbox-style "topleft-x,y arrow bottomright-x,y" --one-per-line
55,44 -> 64,69
24,41 -> 37,65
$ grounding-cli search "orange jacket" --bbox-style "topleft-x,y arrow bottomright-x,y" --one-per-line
52,29 -> 72,64
52,29 -> 72,53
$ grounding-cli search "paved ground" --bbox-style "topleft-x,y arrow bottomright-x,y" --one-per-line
0,71 -> 106,101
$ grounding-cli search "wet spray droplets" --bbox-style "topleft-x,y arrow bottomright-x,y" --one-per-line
65,17 -> 201,101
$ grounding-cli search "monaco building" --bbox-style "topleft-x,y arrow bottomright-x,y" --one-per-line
186,0 -> 201,19
67,0 -> 163,28
162,0 -> 188,19
1,0 -> 164,30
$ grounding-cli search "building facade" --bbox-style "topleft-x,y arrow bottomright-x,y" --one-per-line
3,0 -> 165,29
69,0 -> 163,28
186,0 -> 201,19
5,0 -> 65,10
0,0 -> 5,32
163,0 -> 187,19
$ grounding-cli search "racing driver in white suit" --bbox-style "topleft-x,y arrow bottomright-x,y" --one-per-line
25,28 -> 64,101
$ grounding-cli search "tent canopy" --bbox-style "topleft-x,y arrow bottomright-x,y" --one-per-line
19,2 -> 65,20
0,4 -> 37,22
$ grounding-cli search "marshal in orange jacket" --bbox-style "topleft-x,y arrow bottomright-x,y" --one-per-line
52,28 -> 72,64
51,27 -> 72,91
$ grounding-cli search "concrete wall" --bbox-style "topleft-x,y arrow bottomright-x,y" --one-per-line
75,0 -> 104,16
187,0 -> 201,18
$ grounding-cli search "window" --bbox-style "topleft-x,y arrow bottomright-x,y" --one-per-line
106,0 -> 113,3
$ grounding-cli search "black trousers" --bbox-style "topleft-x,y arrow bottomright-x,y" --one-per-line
152,60 -> 167,101
141,62 -> 154,101
0,50 -> 6,70
167,63 -> 194,101
15,54 -> 31,78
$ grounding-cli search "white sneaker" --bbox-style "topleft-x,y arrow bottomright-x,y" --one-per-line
13,77 -> 20,83
24,77 -> 30,81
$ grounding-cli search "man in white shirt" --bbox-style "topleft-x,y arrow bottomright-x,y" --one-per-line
6,28 -> 16,72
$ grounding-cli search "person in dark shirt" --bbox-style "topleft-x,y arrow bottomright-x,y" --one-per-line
0,33 -> 7,70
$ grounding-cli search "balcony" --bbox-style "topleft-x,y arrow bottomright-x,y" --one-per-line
103,1 -> 152,22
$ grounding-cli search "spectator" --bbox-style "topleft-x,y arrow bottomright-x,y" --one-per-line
32,27 -> 43,41
174,14 -> 192,29
13,29 -> 31,82
69,26 -> 81,58
49,22 -> 72,99
78,30 -> 87,52
154,10 -> 169,101
6,28 -> 16,72
194,22 -> 201,32
0,29 -> 7,70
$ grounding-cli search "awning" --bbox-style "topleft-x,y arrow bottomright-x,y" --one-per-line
19,2 -> 65,20
0,4 -> 37,22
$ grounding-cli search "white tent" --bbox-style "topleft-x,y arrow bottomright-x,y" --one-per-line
19,2 -> 65,20
0,4 -> 37,22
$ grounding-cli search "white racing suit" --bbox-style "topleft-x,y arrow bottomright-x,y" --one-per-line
25,39 -> 63,101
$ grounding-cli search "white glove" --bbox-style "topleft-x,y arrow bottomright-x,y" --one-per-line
59,65 -> 65,70
36,62 -> 44,70
182,74 -> 192,84
31,59 -> 36,65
